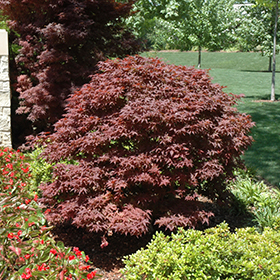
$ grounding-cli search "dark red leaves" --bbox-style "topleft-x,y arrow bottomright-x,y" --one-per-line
0,0 -> 140,135
38,56 -> 254,243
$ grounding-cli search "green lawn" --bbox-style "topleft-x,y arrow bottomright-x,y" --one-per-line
143,51 -> 280,187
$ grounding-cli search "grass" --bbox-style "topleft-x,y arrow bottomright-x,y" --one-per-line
142,51 -> 280,187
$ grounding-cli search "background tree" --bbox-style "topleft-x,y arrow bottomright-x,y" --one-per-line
255,0 -> 279,101
126,0 -> 238,67
0,0 -> 141,145
235,2 -> 280,72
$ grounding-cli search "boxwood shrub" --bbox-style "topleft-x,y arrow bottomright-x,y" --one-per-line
122,223 -> 280,280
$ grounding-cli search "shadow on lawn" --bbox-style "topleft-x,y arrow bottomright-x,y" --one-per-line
241,70 -> 280,73
242,102 -> 280,188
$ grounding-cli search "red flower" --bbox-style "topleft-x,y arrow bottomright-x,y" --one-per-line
37,263 -> 49,271
21,268 -> 32,279
25,199 -> 31,205
7,233 -> 14,239
73,247 -> 82,256
34,194 -> 38,202
79,265 -> 90,270
21,166 -> 29,173
50,248 -> 57,255
68,255 -> 75,260
6,163 -> 13,169
45,209 -> 51,214
87,271 -> 97,279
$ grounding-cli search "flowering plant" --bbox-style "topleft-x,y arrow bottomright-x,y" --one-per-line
0,147 -> 97,279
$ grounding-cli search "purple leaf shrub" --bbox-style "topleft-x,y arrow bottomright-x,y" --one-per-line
38,56 -> 254,244
0,0 -> 141,136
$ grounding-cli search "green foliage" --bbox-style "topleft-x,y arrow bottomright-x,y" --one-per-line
256,0 -> 278,8
0,10 -> 8,30
127,0 -> 238,52
25,147 -> 78,195
230,171 -> 280,230
235,1 -> 280,57
0,147 -> 98,279
122,223 -> 280,279
24,148 -> 55,194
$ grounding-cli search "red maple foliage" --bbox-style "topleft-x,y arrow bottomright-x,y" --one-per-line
0,0 -> 141,137
38,56 -> 254,244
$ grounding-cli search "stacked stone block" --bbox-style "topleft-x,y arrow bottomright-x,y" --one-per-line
0,29 -> 12,148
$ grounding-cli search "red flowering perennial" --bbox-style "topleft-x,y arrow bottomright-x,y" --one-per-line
0,148 -> 96,279
38,56 -> 254,244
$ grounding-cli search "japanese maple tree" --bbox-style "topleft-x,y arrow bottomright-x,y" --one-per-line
0,0 -> 141,137
37,56 -> 254,245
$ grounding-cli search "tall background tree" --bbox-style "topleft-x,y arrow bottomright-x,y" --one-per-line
235,1 -> 280,73
0,0 -> 141,146
255,0 -> 279,101
126,0 -> 239,67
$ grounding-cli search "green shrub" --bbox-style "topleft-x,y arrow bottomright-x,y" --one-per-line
122,223 -> 280,279
230,171 -> 280,230
24,147 -> 55,194
25,147 -> 78,195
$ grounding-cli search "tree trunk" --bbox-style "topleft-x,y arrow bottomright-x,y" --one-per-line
268,56 -> 272,72
271,0 -> 278,101
198,45 -> 201,68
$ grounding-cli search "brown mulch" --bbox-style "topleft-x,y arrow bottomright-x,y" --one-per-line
51,201 -> 254,280
51,225 -> 153,279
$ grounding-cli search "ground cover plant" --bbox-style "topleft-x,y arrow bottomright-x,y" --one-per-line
142,51 -> 280,186
122,222 -> 280,280
230,171 -> 280,230
0,147 -> 97,279
33,55 -> 254,245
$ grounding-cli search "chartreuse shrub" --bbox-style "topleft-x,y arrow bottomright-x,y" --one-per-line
25,147 -> 78,195
230,171 -> 280,230
0,147 -> 97,279
122,223 -> 280,280
36,55 -> 254,245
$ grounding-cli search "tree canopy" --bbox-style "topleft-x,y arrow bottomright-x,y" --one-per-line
0,0 -> 141,144
126,0 -> 238,67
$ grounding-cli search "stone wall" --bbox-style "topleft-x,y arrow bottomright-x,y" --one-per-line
0,29 -> 12,148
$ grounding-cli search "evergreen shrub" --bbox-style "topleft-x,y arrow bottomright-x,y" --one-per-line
122,223 -> 280,280
37,56 -> 254,244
